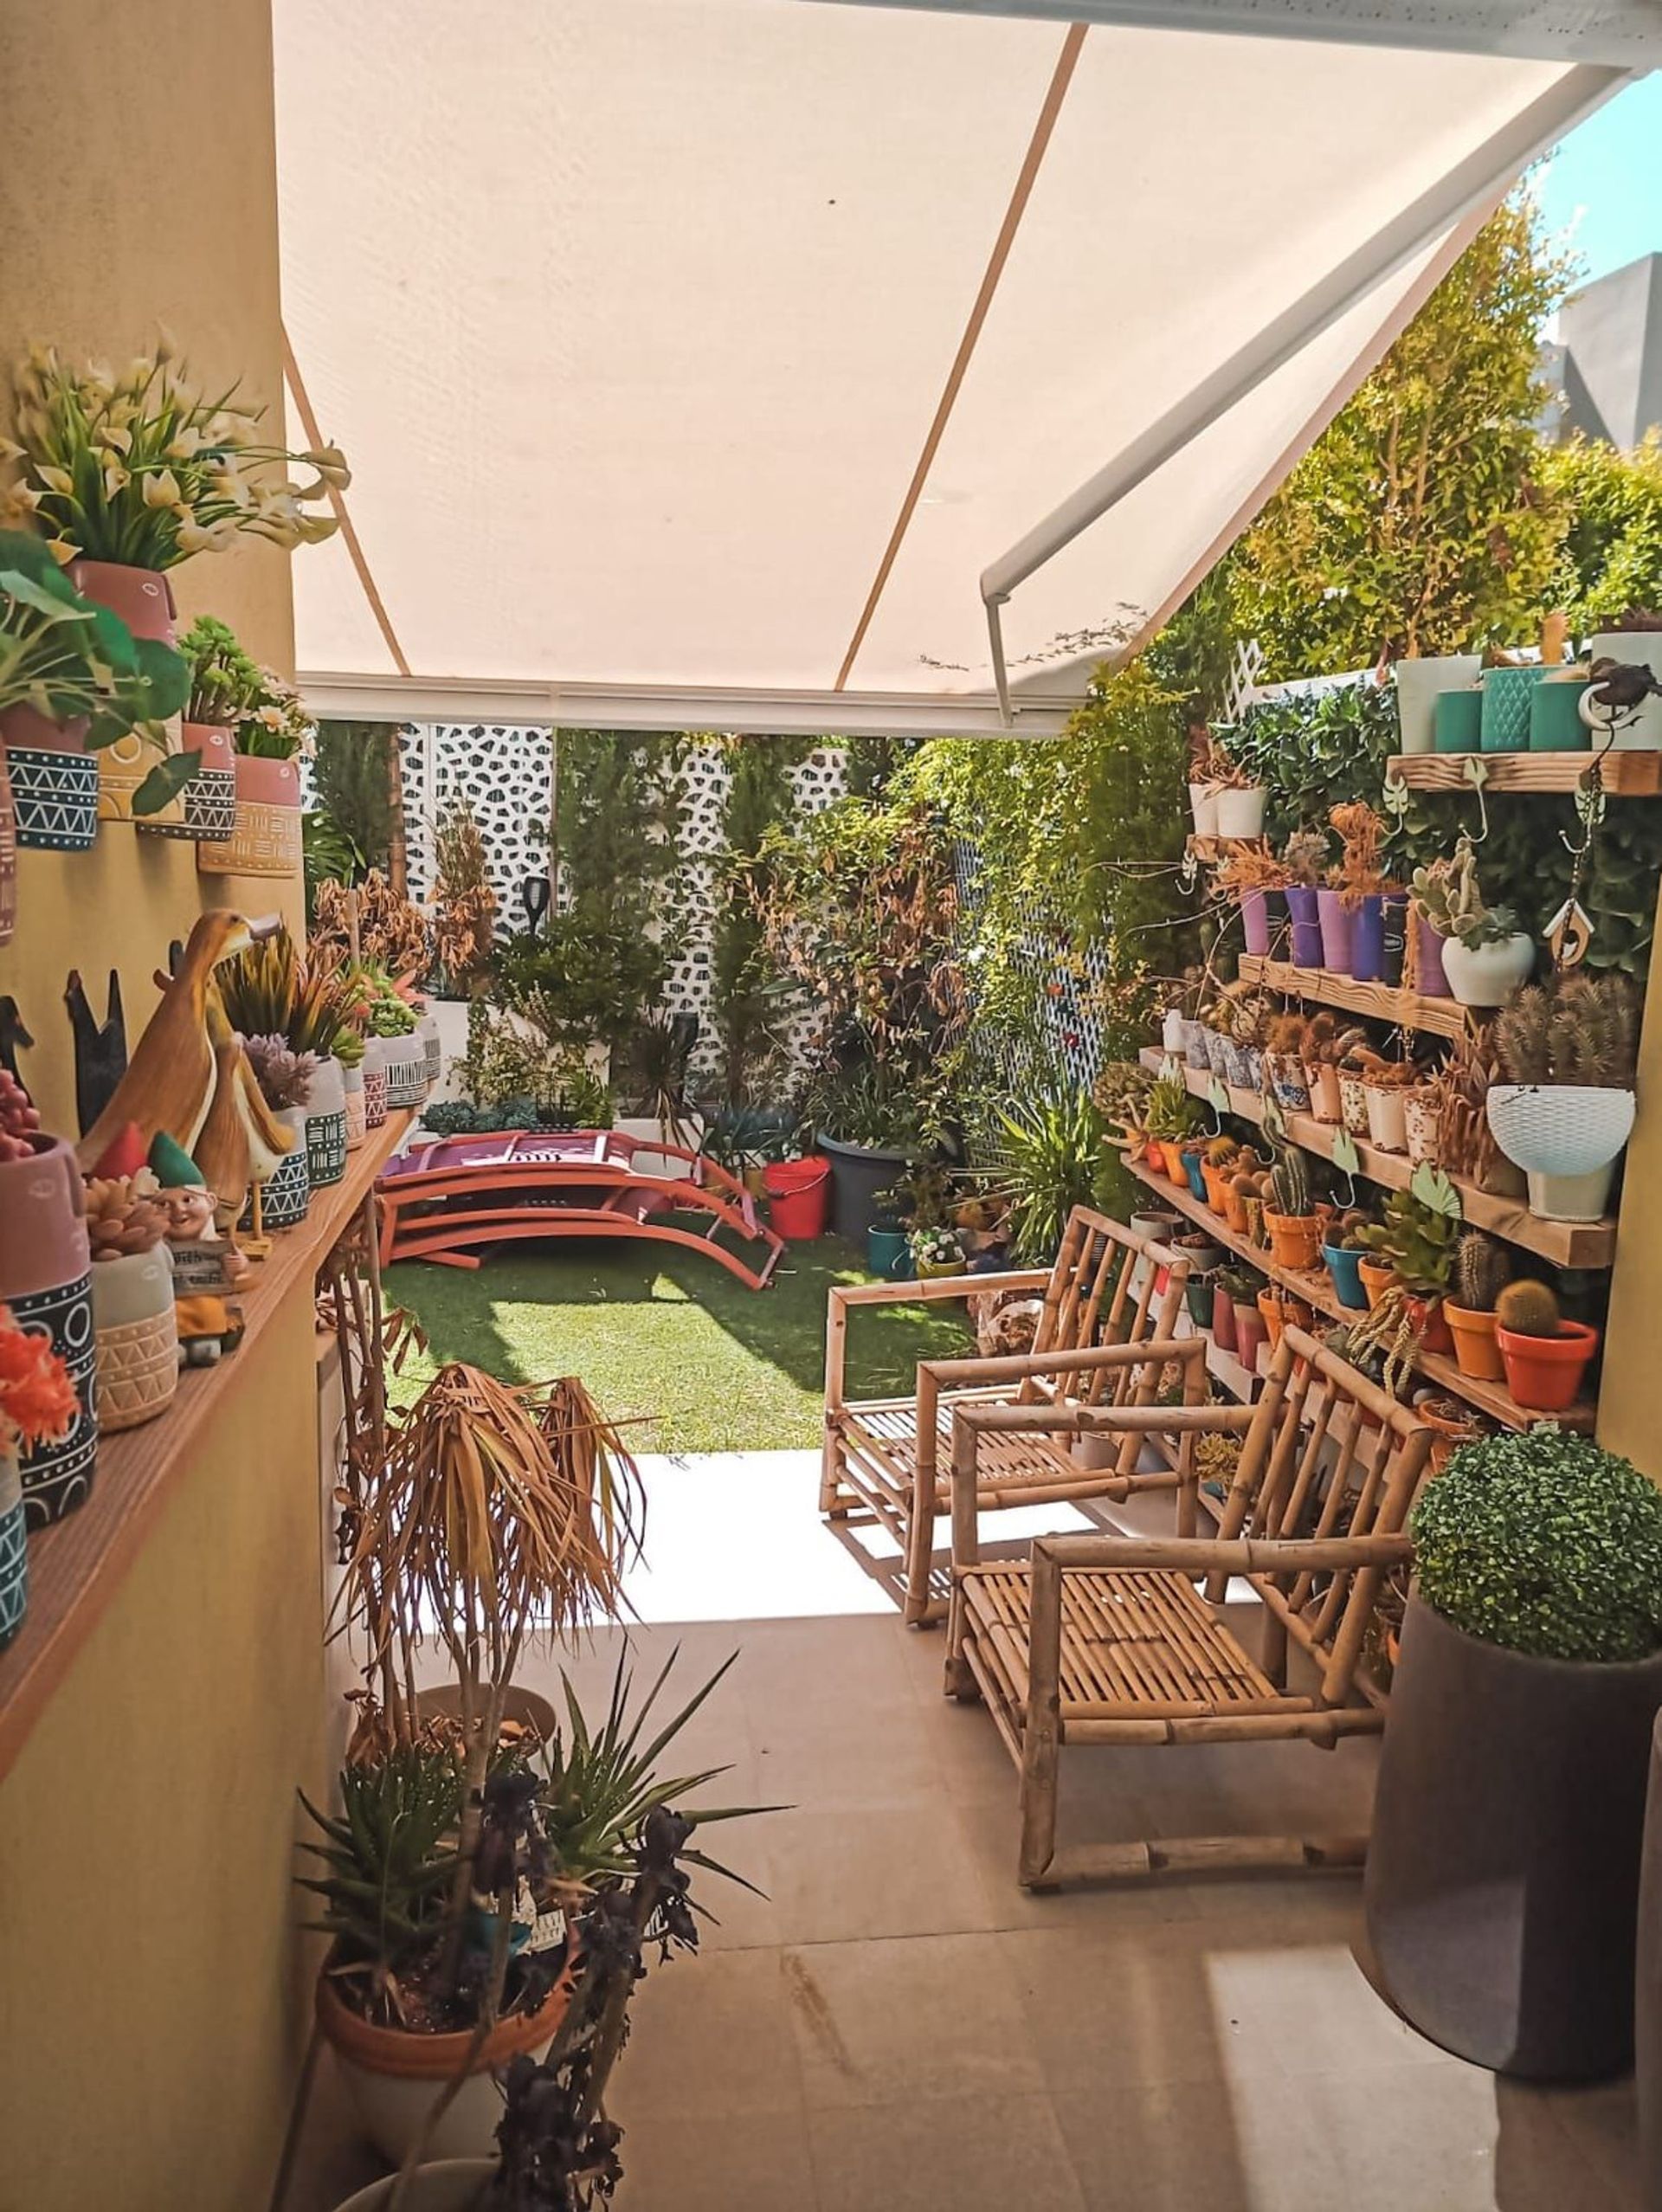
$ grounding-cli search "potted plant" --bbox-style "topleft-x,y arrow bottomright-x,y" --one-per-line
1261,1147 -> 1320,1271
1203,739 -> 1266,840
1409,838 -> 1533,1009
1327,803 -> 1403,983
1488,972 -> 1637,1222
995,1087 -> 1106,1259
1195,1135 -> 1239,1216
0,1306 -> 77,1648
0,528 -> 190,863
910,1223 -> 966,1280
1353,1051 -> 1415,1155
1281,829 -> 1329,969
337,1029 -> 368,1151
1402,1071 -> 1444,1165
219,930 -> 357,1191
1227,1266 -> 1268,1371
1355,1185 -> 1459,1357
1393,650 -> 1481,756
1299,1013 -> 1364,1125
1264,1014 -> 1311,1112
84,1173 -> 177,1433
199,666 -> 312,879
1410,1390 -> 1487,1473
1442,1230 -> 1511,1382
239,1035 -> 316,1230
0,1069 -> 96,1525
1492,1278 -> 1599,1412
173,616 -> 259,842
1322,1208 -> 1375,1311
1213,842 -> 1289,958
1139,1073 -> 1198,1188
1367,1429 -> 1662,2080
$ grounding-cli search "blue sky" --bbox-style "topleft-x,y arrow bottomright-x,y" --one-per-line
1537,74 -> 1662,285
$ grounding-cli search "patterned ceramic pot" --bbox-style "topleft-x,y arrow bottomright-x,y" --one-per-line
3,707 -> 99,853
91,1246 -> 180,1433
155,720 -> 238,841
362,1041 -> 390,1130
242,1105 -> 311,1232
1201,1027 -> 1232,1079
199,751 -> 303,879
343,1062 -> 367,1151
99,728 -> 186,830
1394,655 -> 1480,755
1479,664 -> 1547,753
1404,1090 -> 1442,1165
0,1449 -> 26,1649
0,747 -> 11,945
0,1135 -> 97,1526
420,1013 -> 442,1088
305,1056 -> 349,1189
1339,1072 -> 1371,1138
381,1034 -> 429,1109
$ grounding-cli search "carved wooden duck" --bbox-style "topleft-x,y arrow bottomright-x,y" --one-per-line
191,987 -> 299,1222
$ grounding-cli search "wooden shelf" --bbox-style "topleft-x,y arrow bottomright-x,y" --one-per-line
0,1112 -> 414,1784
1388,750 -> 1662,796
1237,955 -> 1472,1041
1125,1155 -> 1594,1435
1139,1051 -> 1616,1270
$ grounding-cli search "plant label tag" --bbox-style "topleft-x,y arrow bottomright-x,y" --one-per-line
1409,1162 -> 1463,1220
1260,1090 -> 1288,1145
1161,1053 -> 1184,1084
1206,1074 -> 1230,1113
1330,1129 -> 1361,1177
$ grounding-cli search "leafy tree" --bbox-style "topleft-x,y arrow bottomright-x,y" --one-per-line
1543,431 -> 1662,630
1227,195 -> 1573,677
709,737 -> 804,1105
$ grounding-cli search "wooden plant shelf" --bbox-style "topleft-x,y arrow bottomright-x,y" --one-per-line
1388,751 -> 1662,796
0,1112 -> 415,1784
1138,1052 -> 1616,1270
1186,835 -> 1270,861
1237,955 -> 1472,1041
1124,1155 -> 1594,1435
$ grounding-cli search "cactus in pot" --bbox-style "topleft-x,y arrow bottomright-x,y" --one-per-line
1491,1277 -> 1598,1412
1488,973 -> 1638,1222
1494,1279 -> 1561,1338
1444,1230 -> 1512,1383
1411,837 -> 1533,1009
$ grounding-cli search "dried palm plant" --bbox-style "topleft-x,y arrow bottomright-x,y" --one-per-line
430,799 -> 498,993
312,868 -> 432,981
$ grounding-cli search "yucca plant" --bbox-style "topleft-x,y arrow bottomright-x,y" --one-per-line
216,926 -> 354,1059
995,1087 -> 1105,1261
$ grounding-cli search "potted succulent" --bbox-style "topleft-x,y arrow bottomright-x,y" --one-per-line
1441,1230 -> 1511,1383
1196,1135 -> 1239,1216
1321,1208 -> 1374,1311
1142,1072 -> 1201,1184
1488,973 -> 1637,1222
239,1035 -> 316,1230
337,1029 -> 368,1151
1356,1185 -> 1459,1358
1299,1013 -> 1363,1125
1409,838 -> 1533,1009
219,930 -> 358,1191
1402,1071 -> 1444,1165
1367,1429 -> 1662,2080
199,666 -> 312,880
0,1069 -> 96,1525
172,615 -> 258,842
1410,1390 -> 1487,1473
1492,1278 -> 1599,1412
1351,1050 -> 1415,1155
910,1222 -> 966,1280
0,1306 -> 77,1648
1264,1014 -> 1311,1112
85,1173 -> 177,1433
1282,829 -> 1329,969
1261,1147 -> 1320,1271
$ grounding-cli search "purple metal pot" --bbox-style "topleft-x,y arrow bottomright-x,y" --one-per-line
1316,887 -> 1353,974
1414,913 -> 1452,998
1285,884 -> 1323,969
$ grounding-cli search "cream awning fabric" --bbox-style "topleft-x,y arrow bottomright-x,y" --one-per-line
274,1 -> 1641,735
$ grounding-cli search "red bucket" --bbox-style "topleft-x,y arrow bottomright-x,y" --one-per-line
762,1154 -> 831,1240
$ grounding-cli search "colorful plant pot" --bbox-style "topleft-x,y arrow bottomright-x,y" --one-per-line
1201,1026 -> 1232,1079
1181,1148 -> 1208,1203
1323,1243 -> 1369,1311
1410,913 -> 1452,999
342,1064 -> 368,1151
362,1041 -> 390,1130
1219,1037 -> 1253,1089
1441,931 -> 1534,1009
1316,887 -> 1352,974
1285,884 -> 1324,969
1306,1064 -> 1343,1124
1339,1071 -> 1371,1137
1380,891 -> 1408,985
1210,1283 -> 1238,1352
174,720 -> 239,840
1199,1161 -> 1231,1215
98,726 -> 188,830
242,1106 -> 311,1233
1239,889 -> 1272,957
0,1447 -> 25,1648
381,1037 -> 429,1110
1590,632 -> 1662,750
1415,1394 -> 1485,1474
1215,786 -> 1266,839
1221,1180 -> 1251,1235
70,558 -> 176,643
1264,1209 -> 1321,1271
1350,893 -> 1388,983
1487,1083 -> 1633,1194
0,1135 -> 97,1527
1267,1055 -> 1311,1114
1364,1085 -> 1409,1154
866,1226 -> 910,1280
1497,1319 -> 1600,1412
420,1012 -> 442,1089
92,1247 -> 180,1434
914,1255 -> 967,1280
1404,1090 -> 1442,1165
1443,1299 -> 1504,1382
198,751 -> 303,879
1433,691 -> 1483,753
1530,680 -> 1592,752
1395,655 -> 1480,755
1257,1287 -> 1286,1351
305,1056 -> 349,1189
1357,1259 -> 1395,1311
1480,664 -> 1548,752
1404,1293 -> 1453,1357
1234,1305 -> 1267,1374
1184,1274 -> 1216,1329
3,709 -> 100,853
1163,1141 -> 1191,1187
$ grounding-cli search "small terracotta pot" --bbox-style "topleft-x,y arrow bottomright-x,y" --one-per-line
1415,1395 -> 1484,1474
1242,1196 -> 1265,1248
1306,1064 -> 1343,1124
1497,1319 -> 1600,1412
175,719 -> 238,841
198,750 -> 303,878
1264,1209 -> 1322,1271
1222,1180 -> 1251,1235
1357,1259 -> 1395,1311
69,558 -> 176,642
1200,1160 -> 1231,1214
1258,1287 -> 1285,1351
1443,1299 -> 1504,1382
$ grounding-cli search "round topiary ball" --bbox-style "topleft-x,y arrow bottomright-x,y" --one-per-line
1411,1430 -> 1662,1663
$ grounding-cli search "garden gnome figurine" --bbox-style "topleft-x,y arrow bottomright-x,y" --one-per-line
150,1132 -> 250,1297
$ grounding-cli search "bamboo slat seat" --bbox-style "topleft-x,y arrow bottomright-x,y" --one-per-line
821,1208 -> 1191,1624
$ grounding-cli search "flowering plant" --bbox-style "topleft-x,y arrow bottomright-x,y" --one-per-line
0,1308 -> 77,1456
235,670 -> 314,760
910,1224 -> 963,1269
2,339 -> 347,569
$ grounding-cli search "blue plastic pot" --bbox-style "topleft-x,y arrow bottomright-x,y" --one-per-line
866,1226 -> 910,1280
1324,1243 -> 1369,1311
1182,1150 -> 1208,1203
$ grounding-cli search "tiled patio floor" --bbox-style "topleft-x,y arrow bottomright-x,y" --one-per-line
291,1452 -> 1641,2212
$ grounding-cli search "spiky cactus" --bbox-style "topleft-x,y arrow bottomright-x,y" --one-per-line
1496,974 -> 1638,1088
1495,1279 -> 1561,1338
1454,1231 -> 1511,1315
1269,1149 -> 1311,1218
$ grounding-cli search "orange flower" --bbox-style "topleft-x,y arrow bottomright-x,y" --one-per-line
0,1307 -> 78,1452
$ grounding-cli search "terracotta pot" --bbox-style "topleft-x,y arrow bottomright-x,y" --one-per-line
69,558 -> 176,642
1263,1209 -> 1321,1271
173,719 -> 238,842
1222,1180 -> 1251,1235
1200,1160 -> 1231,1214
1403,1293 -> 1453,1356
198,750 -> 303,879
0,1448 -> 26,1650
1498,1319 -> 1600,1412
1357,1259 -> 1395,1311
317,1948 -> 578,2165
1414,1394 -> 1482,1474
2,706 -> 99,853
1257,1287 -> 1285,1351
1234,1304 -> 1267,1373
1306,1064 -> 1343,1124
0,1135 -> 97,1526
1443,1299 -> 1504,1382
91,1246 -> 180,1432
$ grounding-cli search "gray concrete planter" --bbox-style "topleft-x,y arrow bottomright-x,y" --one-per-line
817,1132 -> 910,1243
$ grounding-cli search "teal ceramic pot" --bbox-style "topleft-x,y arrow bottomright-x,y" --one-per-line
1530,680 -> 1591,752
0,1450 -> 27,1649
1182,1150 -> 1208,1203
241,1106 -> 312,1232
1433,692 -> 1483,753
1185,1274 -> 1216,1329
1480,666 -> 1547,753
1324,1243 -> 1369,1310
866,1226 -> 910,1280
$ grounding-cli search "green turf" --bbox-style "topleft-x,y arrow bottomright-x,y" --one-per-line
383,1235 -> 976,1454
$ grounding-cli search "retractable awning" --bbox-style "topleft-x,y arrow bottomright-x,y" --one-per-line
274,1 -> 1651,735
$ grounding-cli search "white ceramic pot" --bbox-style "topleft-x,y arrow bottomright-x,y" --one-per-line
1440,932 -> 1534,1009
333,2162 -> 496,2212
1393,655 -> 1482,755
1364,1086 -> 1408,1155
1589,633 -> 1662,750
361,1036 -> 390,1129
1524,1165 -> 1618,1223
1215,786 -> 1266,840
304,1054 -> 349,1189
91,1245 -> 179,1433
1188,781 -> 1221,836
1339,1072 -> 1371,1137
1162,1006 -> 1188,1054
341,1061 -> 367,1151
1404,1090 -> 1442,1164
1487,1083 -> 1634,1184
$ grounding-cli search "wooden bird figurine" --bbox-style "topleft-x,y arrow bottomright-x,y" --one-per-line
191,987 -> 299,1225
76,911 -> 281,1171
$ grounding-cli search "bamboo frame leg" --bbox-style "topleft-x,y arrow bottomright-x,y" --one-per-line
1259,1604 -> 1288,1690
902,1365 -> 942,1628
1018,1545 -> 1064,1888
821,1294 -> 852,1514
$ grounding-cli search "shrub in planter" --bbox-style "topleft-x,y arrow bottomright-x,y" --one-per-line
1367,1430 -> 1662,2079
1488,973 -> 1638,1222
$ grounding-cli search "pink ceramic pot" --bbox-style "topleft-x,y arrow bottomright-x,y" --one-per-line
0,1135 -> 98,1525
69,559 -> 176,644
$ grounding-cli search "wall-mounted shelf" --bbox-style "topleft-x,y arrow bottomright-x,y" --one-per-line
1139,1051 -> 1615,1270
1236,954 -> 1474,1041
1125,1155 -> 1594,1435
1388,751 -> 1662,796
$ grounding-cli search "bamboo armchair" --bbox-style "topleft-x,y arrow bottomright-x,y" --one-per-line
821,1208 -> 1191,1625
944,1326 -> 1433,1889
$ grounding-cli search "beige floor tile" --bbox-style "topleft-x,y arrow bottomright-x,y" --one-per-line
735,1615 -> 921,1727
613,2105 -> 819,2212
764,1800 -> 998,1944
808,2092 -> 1086,2212
753,1692 -> 952,1811
1203,1930 -> 1449,2076
606,1946 -> 807,2125
950,1793 -> 1201,1933
1055,2077 -> 1339,2211
783,1932 -> 1043,2112
1526,2077 -> 1643,2210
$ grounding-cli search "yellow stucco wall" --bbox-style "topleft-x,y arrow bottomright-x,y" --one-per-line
1593,891 -> 1662,1474
0,5 -> 331,2206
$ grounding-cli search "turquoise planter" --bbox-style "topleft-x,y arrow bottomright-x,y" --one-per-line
1433,693 -> 1483,753
1480,665 -> 1546,753
0,1461 -> 26,1650
1182,1151 -> 1208,1203
1324,1243 -> 1369,1311
1529,680 -> 1591,752
866,1227 -> 910,1280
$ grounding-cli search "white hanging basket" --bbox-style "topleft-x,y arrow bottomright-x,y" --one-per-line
1486,1084 -> 1635,1180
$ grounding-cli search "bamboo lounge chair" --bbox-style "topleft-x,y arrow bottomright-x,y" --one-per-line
944,1326 -> 1433,1889
821,1207 -> 1191,1625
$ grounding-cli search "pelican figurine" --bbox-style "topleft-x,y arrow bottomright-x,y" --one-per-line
191,985 -> 300,1226
76,911 -> 285,1171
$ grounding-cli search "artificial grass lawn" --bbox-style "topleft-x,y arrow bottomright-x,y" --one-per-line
385,1235 -> 976,1454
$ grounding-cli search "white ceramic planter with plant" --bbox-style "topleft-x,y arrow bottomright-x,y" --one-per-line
1486,971 -> 1637,1222
1410,838 -> 1532,1009
1364,1083 -> 1409,1155
1188,780 -> 1221,835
